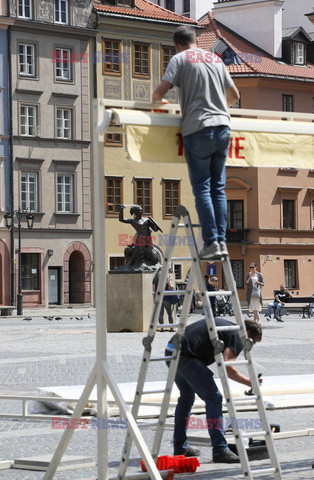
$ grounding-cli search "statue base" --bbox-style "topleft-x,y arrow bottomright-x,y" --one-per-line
106,272 -> 155,332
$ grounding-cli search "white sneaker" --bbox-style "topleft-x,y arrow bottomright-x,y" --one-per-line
199,241 -> 222,260
219,241 -> 228,257
266,316 -> 271,321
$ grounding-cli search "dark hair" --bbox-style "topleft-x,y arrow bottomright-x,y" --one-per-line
173,26 -> 196,47
244,319 -> 262,341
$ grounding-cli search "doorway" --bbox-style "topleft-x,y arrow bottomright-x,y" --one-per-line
48,267 -> 60,304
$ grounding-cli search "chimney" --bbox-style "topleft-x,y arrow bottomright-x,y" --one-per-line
213,0 -> 284,58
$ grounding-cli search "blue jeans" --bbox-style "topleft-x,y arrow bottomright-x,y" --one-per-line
184,126 -> 230,244
166,351 -> 228,455
267,301 -> 282,317
159,300 -> 173,325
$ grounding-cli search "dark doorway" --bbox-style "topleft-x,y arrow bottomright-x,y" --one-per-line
69,250 -> 85,303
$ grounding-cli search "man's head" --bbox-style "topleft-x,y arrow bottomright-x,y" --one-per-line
173,26 -> 197,52
280,284 -> 285,291
210,277 -> 219,287
130,205 -> 142,217
244,319 -> 262,344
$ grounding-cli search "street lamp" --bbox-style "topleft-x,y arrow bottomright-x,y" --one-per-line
4,209 -> 34,316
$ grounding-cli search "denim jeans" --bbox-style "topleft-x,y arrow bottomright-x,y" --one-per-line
165,351 -> 228,455
184,125 -> 230,245
159,300 -> 173,325
267,301 -> 282,317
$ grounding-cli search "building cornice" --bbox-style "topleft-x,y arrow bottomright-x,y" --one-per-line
11,19 -> 97,38
13,136 -> 90,146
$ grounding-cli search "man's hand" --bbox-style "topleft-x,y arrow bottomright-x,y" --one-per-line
152,80 -> 172,103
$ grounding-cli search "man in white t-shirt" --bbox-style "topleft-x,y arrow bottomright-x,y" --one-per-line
153,26 -> 239,260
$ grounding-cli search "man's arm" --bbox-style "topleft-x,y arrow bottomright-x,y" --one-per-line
152,80 -> 173,103
223,347 -> 263,388
226,85 -> 240,107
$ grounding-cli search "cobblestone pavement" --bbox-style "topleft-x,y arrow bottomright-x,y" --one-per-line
0,308 -> 313,479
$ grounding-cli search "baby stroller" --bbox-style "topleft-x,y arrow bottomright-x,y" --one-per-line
216,292 -> 234,316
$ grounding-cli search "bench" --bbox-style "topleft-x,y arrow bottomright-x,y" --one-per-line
0,306 -> 16,317
283,297 -> 314,319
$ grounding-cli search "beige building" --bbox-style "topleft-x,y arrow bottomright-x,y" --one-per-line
6,0 -> 95,308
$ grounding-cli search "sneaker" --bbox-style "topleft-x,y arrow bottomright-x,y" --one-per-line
276,315 -> 284,322
213,448 -> 240,463
219,241 -> 228,257
266,316 -> 271,321
199,241 -> 222,260
174,446 -> 200,457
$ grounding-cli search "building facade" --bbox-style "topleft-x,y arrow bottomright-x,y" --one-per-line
5,0 -> 95,308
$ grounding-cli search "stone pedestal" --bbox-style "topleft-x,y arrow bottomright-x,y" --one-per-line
106,272 -> 155,332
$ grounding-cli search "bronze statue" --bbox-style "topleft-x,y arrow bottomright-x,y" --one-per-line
115,205 -> 163,272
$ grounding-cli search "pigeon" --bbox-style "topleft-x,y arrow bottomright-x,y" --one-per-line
76,316 -> 83,321
55,317 -> 62,321
23,316 -> 32,321
44,316 -> 54,321
87,313 -> 91,318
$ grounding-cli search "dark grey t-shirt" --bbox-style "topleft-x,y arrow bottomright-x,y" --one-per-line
162,48 -> 234,136
170,318 -> 243,366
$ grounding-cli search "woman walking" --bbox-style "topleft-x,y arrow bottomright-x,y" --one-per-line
245,262 -> 264,324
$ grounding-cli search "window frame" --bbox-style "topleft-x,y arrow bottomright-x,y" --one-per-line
56,173 -> 74,213
18,0 -> 32,19
102,38 -> 122,76
282,94 -> 294,112
133,177 -> 152,216
292,42 -> 305,65
132,42 -> 151,79
19,103 -> 38,137
182,0 -> 190,13
54,48 -> 72,82
56,107 -> 73,140
109,255 -> 126,271
160,45 -> 176,77
162,179 -> 181,219
165,0 -> 175,11
18,43 -> 36,78
21,252 -> 39,291
231,260 -> 244,289
227,199 -> 244,230
55,0 -> 69,25
105,176 -> 123,218
284,259 -> 297,289
21,171 -> 38,212
282,199 -> 295,230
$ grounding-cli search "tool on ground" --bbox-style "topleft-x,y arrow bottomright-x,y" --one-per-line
115,205 -> 282,480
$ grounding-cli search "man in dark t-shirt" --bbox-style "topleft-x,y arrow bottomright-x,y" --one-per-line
266,284 -> 292,322
165,318 -> 262,463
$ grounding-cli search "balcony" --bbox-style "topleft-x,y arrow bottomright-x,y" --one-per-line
226,229 -> 250,243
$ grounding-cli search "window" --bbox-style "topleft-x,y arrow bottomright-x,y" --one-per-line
174,264 -> 183,281
21,253 -> 39,290
183,0 -> 190,13
132,43 -> 150,78
161,46 -> 175,77
102,39 -> 122,75
56,108 -> 72,139
55,0 -> 68,24
227,200 -> 244,229
57,174 -> 73,213
231,260 -> 244,288
19,44 -> 35,77
105,176 -> 123,216
105,132 -> 123,146
283,199 -> 295,229
134,178 -> 152,215
282,94 -> 294,112
55,48 -> 71,81
165,0 -> 175,11
21,172 -> 38,211
284,260 -> 297,289
20,105 -> 37,136
163,179 -> 180,218
293,42 -> 305,65
109,256 -> 126,271
18,0 -> 32,19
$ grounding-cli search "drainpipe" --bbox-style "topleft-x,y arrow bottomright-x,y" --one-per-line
7,2 -> 15,306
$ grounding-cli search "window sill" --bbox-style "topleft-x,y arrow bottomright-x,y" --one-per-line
54,212 -> 80,216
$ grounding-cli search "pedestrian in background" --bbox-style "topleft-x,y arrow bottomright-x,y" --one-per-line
245,262 -> 264,325
153,25 -> 239,261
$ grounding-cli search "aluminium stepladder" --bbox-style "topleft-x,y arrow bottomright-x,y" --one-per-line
115,205 -> 282,480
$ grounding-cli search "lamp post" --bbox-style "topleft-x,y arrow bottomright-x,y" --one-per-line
4,209 -> 34,316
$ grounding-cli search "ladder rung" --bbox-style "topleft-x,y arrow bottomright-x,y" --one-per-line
207,290 -> 233,297
157,322 -> 180,329
161,289 -> 186,295
142,389 -> 167,395
232,395 -> 258,403
242,431 -> 267,438
137,420 -> 160,427
170,256 -> 193,261
178,223 -> 201,228
224,360 -> 249,366
251,467 -> 276,476
216,325 -> 240,332
150,355 -> 176,362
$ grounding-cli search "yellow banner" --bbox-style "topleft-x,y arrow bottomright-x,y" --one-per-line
126,125 -> 314,168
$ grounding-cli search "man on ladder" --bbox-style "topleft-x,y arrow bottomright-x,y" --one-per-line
165,318 -> 263,462
153,25 -> 239,260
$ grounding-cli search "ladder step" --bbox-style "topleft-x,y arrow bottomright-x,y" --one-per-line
170,256 -> 193,261
178,223 -> 201,228
150,355 -> 176,362
142,389 -> 167,395
161,289 -> 186,295
224,360 -> 249,366
216,325 -> 240,332
232,395 -> 257,403
207,290 -> 233,297
242,431 -> 267,438
137,420 -> 160,427
251,467 -> 277,476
